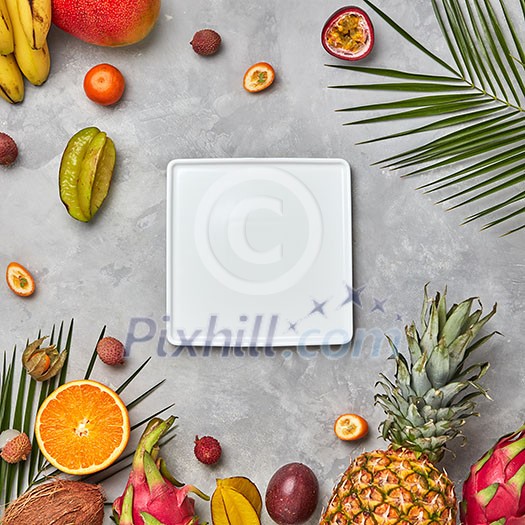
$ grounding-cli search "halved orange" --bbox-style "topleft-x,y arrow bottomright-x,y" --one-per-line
334,413 -> 368,441
35,379 -> 130,475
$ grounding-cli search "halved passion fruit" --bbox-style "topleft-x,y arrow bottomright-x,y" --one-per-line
322,6 -> 374,61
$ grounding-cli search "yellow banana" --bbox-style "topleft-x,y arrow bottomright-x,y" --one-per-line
0,0 -> 14,55
0,52 -> 24,103
5,0 -> 49,85
16,0 -> 51,50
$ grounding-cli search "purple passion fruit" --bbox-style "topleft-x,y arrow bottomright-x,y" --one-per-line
322,6 -> 374,61
265,463 -> 319,525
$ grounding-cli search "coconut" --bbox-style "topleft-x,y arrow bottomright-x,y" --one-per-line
1,479 -> 105,525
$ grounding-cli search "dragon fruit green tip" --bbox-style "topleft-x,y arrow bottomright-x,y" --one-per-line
112,416 -> 208,525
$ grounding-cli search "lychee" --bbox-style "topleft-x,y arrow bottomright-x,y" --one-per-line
0,432 -> 32,463
194,435 -> 222,465
0,133 -> 18,166
190,29 -> 221,56
96,337 -> 125,365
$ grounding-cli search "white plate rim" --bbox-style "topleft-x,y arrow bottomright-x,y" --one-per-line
166,157 -> 353,348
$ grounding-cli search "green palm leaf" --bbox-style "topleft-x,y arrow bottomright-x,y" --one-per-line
331,0 -> 525,234
0,322 -> 72,507
0,322 -> 172,511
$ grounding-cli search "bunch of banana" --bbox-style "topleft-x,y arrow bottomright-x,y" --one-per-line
0,0 -> 51,104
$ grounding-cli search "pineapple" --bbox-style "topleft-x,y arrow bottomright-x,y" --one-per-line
320,287 -> 497,524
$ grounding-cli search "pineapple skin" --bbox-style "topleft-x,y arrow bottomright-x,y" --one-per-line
320,288 -> 497,525
320,448 -> 456,525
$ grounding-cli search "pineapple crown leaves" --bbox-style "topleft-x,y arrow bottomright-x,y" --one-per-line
376,287 -> 498,464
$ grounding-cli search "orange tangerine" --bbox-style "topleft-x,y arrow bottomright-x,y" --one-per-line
84,63 -> 125,106
35,379 -> 130,475
334,413 -> 368,441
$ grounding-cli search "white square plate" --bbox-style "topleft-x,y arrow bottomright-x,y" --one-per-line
166,158 -> 352,348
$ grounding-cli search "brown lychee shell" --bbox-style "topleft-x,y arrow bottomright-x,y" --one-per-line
96,336 -> 125,365
0,432 -> 31,463
191,29 -> 221,56
0,132 -> 18,166
194,435 -> 222,464
2,479 -> 105,525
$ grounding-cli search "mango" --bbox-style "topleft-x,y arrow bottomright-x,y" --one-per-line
51,0 -> 160,47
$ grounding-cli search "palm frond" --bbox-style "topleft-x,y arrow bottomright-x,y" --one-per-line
0,321 -> 74,508
1,322 -> 173,511
331,0 -> 525,234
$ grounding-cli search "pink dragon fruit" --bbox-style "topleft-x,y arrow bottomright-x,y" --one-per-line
461,424 -> 525,524
113,416 -> 208,525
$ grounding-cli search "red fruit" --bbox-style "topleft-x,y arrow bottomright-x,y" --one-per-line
0,133 -> 18,166
461,425 -> 525,524
191,29 -> 221,56
96,337 -> 125,365
51,0 -> 161,47
1,432 -> 32,464
321,6 -> 374,61
112,417 -> 204,525
265,463 -> 319,525
194,436 -> 221,465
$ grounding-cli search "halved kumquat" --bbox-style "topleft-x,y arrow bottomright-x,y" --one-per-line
243,62 -> 275,93
334,413 -> 368,441
6,262 -> 35,297
35,379 -> 130,475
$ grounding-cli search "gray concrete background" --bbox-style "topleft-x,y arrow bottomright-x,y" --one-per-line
1,0 -> 524,522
